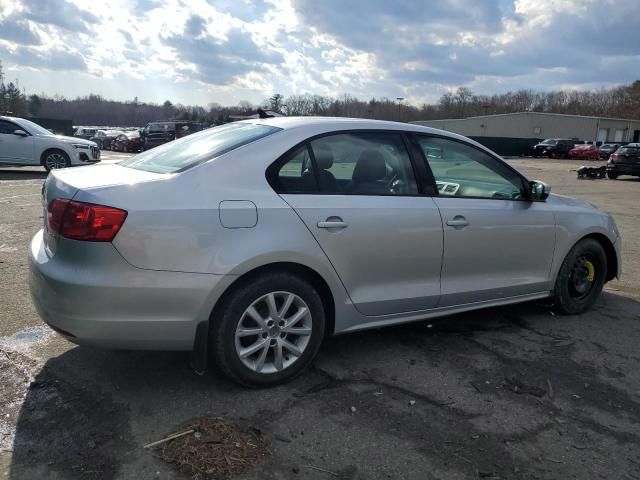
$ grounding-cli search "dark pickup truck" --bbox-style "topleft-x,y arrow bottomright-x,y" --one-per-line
141,121 -> 205,150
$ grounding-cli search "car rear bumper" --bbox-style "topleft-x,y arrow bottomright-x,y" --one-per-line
607,164 -> 640,176
28,229 -> 228,350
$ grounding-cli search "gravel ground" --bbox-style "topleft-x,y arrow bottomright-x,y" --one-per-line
1,153 -> 639,479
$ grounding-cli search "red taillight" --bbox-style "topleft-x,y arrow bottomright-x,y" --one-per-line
47,199 -> 127,242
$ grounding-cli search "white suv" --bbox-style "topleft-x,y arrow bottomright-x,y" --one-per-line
0,116 -> 100,171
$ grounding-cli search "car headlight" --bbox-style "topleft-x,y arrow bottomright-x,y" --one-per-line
71,143 -> 90,149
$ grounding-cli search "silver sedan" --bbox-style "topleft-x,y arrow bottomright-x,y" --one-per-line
29,117 -> 621,387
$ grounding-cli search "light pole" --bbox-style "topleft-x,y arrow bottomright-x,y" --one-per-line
396,97 -> 404,121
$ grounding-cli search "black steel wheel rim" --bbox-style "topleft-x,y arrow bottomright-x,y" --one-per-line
568,255 -> 596,300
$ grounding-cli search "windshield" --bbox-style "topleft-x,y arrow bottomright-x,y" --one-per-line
18,118 -> 55,136
120,122 -> 281,173
541,139 -> 557,145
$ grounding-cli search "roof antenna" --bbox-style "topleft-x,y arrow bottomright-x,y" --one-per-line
257,108 -> 274,119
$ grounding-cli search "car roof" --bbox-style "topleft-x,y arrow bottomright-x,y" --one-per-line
236,116 -> 484,142
239,116 -> 435,131
228,116 -> 511,160
0,115 -> 27,123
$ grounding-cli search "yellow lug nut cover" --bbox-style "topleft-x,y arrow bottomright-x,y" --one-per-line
585,260 -> 595,282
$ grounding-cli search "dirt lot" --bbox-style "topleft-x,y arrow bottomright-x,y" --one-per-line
1,153 -> 639,479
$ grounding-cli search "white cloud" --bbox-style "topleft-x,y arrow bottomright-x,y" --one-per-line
0,0 -> 637,106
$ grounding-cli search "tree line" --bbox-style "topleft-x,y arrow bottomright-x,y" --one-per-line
1,62 -> 638,126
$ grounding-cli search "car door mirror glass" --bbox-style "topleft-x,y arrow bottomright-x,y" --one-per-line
13,129 -> 28,137
530,180 -> 550,201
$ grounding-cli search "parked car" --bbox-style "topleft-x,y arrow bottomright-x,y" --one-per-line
141,121 -> 205,150
568,143 -> 600,160
90,129 -> 122,150
74,127 -> 98,140
532,138 -> 575,158
0,115 -> 100,171
29,118 -> 620,387
607,143 -> 640,179
599,144 -> 620,159
111,131 -> 142,153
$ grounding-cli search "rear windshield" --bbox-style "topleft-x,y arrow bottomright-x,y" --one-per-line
147,122 -> 173,132
120,123 -> 281,173
619,146 -> 639,154
541,139 -> 557,145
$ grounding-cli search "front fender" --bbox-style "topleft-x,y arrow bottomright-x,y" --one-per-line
550,222 -> 619,283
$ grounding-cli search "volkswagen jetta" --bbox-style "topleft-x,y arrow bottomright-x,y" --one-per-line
29,117 -> 621,386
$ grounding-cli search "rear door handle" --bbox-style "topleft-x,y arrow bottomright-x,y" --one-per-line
317,216 -> 348,229
317,221 -> 348,229
446,216 -> 469,228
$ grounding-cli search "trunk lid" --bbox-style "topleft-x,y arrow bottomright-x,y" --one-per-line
42,164 -> 165,255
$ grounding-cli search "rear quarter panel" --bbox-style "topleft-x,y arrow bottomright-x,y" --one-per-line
75,135 -> 356,330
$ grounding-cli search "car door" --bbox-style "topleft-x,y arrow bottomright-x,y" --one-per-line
273,131 -> 443,316
0,120 -> 34,164
413,134 -> 556,307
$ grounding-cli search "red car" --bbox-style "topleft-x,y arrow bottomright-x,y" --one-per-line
569,144 -> 600,160
111,132 -> 142,153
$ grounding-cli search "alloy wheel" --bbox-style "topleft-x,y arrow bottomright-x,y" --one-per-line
45,153 -> 68,169
234,291 -> 312,374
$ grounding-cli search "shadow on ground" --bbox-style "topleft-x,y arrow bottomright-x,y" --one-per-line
0,169 -> 48,181
8,293 -> 640,479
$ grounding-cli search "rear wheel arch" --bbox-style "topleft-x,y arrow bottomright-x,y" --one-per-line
211,262 -> 336,337
190,262 -> 336,375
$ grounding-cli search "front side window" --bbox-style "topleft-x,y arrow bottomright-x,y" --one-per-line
416,136 -> 525,200
307,132 -> 418,195
14,119 -> 52,136
0,120 -> 18,134
120,123 -> 281,173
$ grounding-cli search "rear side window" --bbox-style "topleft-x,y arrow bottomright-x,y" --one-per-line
120,123 -> 281,173
274,145 -> 319,193
309,133 -> 418,195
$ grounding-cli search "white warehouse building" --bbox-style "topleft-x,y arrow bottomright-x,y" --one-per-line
412,112 -> 640,155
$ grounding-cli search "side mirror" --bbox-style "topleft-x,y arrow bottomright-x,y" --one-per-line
530,180 -> 550,201
13,129 -> 28,137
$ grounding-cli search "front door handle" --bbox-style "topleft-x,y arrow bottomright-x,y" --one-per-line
317,217 -> 348,229
446,216 -> 469,228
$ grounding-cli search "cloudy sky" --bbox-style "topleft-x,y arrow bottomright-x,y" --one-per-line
0,0 -> 638,107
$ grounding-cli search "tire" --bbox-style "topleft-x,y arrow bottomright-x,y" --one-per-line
552,238 -> 607,315
42,150 -> 71,172
607,172 -> 618,180
210,272 -> 326,387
